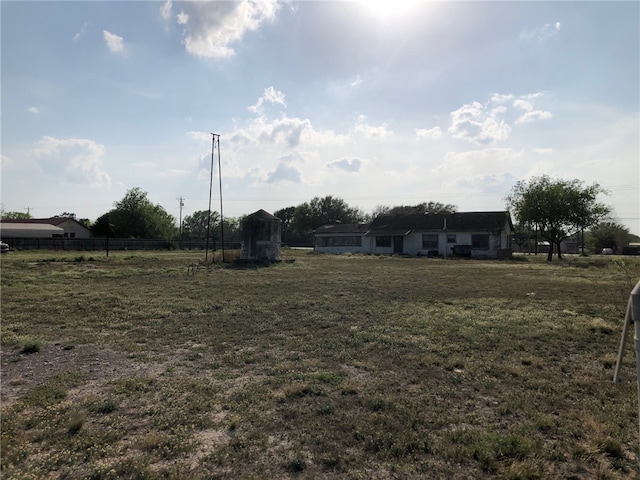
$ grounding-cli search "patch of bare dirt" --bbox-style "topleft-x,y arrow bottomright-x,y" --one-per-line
1,342 -> 152,407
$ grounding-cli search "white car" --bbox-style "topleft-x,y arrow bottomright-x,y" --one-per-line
0,242 -> 9,253
601,247 -> 614,255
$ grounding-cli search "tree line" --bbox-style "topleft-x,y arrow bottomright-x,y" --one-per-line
1,177 -> 636,257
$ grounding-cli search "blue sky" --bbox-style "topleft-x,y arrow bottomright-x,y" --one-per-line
2,0 -> 638,234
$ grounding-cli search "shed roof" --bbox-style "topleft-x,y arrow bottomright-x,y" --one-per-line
244,209 -> 280,221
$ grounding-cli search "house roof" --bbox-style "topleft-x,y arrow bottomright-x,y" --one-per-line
1,223 -> 65,235
1,217 -> 90,230
314,223 -> 371,235
365,211 -> 512,236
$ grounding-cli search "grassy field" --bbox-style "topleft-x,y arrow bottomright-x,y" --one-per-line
1,250 -> 639,479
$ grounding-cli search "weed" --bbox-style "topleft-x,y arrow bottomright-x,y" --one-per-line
20,337 -> 41,354
600,438 -> 624,459
67,411 -> 86,435
89,399 -> 118,414
285,454 -> 307,473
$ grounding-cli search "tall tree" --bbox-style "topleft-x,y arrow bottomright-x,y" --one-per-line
587,221 -> 630,253
387,202 -> 458,215
274,206 -> 296,245
506,176 -> 610,260
1,211 -> 32,220
182,210 -> 219,242
291,196 -> 364,233
94,188 -> 177,239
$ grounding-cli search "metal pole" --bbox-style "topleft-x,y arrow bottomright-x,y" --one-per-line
205,134 -> 215,261
614,280 -> 640,443
614,298 -> 633,383
178,197 -> 184,240
216,134 -> 225,263
632,280 -> 640,441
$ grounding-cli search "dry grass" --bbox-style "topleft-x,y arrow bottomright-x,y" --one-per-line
1,250 -> 639,479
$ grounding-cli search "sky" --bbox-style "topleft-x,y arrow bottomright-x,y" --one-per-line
1,0 -> 639,234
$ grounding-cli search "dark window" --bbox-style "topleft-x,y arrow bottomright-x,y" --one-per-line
422,234 -> 438,249
447,234 -> 456,243
376,236 -> 391,247
472,234 -> 490,249
318,236 -> 362,247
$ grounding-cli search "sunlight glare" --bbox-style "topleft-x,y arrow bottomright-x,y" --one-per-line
358,0 -> 424,20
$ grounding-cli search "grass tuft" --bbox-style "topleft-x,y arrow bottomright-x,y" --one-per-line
20,338 -> 41,354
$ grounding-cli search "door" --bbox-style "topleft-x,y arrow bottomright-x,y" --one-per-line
393,236 -> 403,254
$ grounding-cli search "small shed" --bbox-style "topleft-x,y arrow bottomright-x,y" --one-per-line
240,209 -> 281,262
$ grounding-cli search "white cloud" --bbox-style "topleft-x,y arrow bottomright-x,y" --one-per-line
172,0 -> 279,59
177,11 -> 189,25
27,106 -> 39,114
515,110 -> 553,125
1,155 -> 13,169
33,136 -> 111,188
448,101 -> 512,145
513,97 -> 552,124
490,93 -> 514,104
350,75 -> 363,89
520,22 -> 561,42
415,127 -> 442,140
352,116 -> 392,139
248,86 -> 287,113
260,117 -> 311,148
73,22 -> 89,41
160,0 -> 173,21
103,30 -> 125,54
449,93 -> 552,143
266,162 -> 302,184
532,148 -> 553,155
327,158 -> 363,173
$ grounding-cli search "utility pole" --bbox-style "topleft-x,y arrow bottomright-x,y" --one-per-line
178,197 -> 185,239
216,134 -> 225,263
205,135 -> 215,262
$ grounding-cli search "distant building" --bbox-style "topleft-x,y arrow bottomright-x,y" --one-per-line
314,211 -> 513,259
0,217 -> 91,238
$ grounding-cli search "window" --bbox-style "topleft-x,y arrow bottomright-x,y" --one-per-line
422,234 -> 438,249
318,236 -> 362,247
447,234 -> 456,244
376,236 -> 391,248
472,234 -> 490,249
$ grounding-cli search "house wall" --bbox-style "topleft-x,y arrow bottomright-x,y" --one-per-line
57,219 -> 91,239
314,234 -> 370,254
373,231 -> 507,258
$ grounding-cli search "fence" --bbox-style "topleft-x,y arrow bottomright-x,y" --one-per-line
1,237 -> 241,252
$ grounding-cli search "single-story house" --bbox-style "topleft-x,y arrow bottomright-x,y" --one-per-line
0,217 -> 91,239
314,211 -> 513,259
